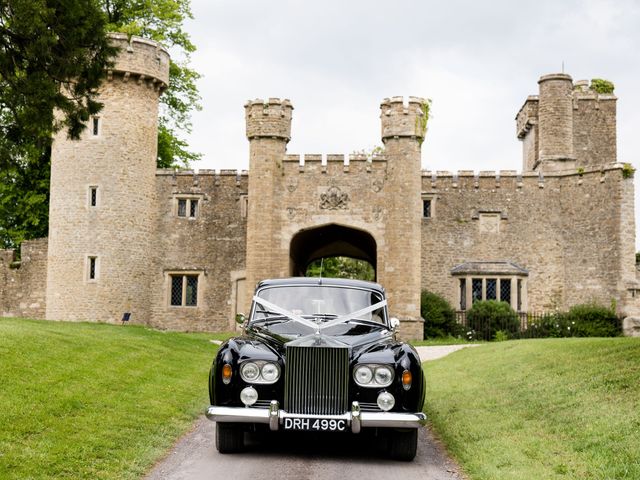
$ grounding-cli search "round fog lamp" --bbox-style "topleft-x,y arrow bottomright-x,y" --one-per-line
377,391 -> 395,412
240,386 -> 258,406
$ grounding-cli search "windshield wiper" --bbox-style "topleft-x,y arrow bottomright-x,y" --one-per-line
342,318 -> 387,329
308,313 -> 338,322
251,316 -> 292,327
255,308 -> 281,316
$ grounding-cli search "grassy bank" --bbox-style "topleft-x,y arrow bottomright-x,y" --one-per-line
424,338 -> 640,479
0,318 -> 231,479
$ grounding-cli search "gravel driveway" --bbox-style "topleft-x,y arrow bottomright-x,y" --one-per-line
144,345 -> 477,480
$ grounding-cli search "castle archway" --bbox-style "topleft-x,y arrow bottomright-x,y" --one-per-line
289,224 -> 377,279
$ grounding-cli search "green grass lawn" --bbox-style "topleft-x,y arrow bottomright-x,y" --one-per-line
0,318 -> 232,480
424,338 -> 640,480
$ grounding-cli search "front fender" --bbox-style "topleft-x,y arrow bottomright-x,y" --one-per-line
351,342 -> 425,412
209,337 -> 284,406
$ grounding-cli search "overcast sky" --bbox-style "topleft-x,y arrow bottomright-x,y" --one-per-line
183,0 -> 640,246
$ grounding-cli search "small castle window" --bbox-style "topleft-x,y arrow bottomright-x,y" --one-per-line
501,280 -> 512,305
423,199 -> 431,218
91,116 -> 100,136
169,273 -> 199,307
178,199 -> 187,217
87,256 -> 98,282
472,279 -> 482,303
486,278 -> 497,300
89,186 -> 98,207
421,194 -> 435,218
240,194 -> 248,219
175,197 -> 200,219
459,279 -> 466,310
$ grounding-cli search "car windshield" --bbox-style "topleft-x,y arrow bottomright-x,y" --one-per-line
251,285 -> 386,325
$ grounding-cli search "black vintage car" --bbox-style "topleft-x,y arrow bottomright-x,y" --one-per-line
206,277 -> 426,461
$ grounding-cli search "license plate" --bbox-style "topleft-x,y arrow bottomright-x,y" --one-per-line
283,417 -> 347,432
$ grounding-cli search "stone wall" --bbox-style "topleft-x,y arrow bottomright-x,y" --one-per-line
0,238 -> 48,318
149,170 -> 248,331
421,165 -> 634,314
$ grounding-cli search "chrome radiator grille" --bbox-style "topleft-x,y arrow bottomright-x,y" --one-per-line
284,346 -> 349,415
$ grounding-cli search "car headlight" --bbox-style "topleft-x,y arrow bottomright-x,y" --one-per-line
239,360 -> 280,384
354,365 -> 373,385
353,364 -> 394,387
261,362 -> 279,382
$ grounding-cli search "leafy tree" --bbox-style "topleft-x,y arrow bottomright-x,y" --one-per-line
0,0 -> 115,165
0,149 -> 50,249
0,0 -> 116,248
0,0 -> 202,248
101,0 -> 202,167
306,257 -> 375,281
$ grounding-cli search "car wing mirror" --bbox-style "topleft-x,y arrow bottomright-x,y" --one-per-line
390,317 -> 400,330
235,313 -> 246,325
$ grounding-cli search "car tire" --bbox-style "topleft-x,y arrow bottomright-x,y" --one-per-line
389,428 -> 418,461
216,422 -> 244,453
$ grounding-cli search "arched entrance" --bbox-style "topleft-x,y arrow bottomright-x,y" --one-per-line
289,224 -> 377,279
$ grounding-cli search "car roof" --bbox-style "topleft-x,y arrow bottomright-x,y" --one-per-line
256,277 -> 386,295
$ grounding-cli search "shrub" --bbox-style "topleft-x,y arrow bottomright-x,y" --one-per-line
466,300 -> 520,341
421,290 -> 461,339
590,78 -> 615,94
565,303 -> 621,337
523,312 -> 572,338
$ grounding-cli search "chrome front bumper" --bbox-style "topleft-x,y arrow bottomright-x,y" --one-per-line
205,400 -> 426,433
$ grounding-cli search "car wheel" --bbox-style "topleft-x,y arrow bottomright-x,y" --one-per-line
389,428 -> 418,461
216,422 -> 244,453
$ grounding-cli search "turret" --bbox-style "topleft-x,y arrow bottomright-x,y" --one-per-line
517,74 -> 617,172
380,96 -> 428,143
537,73 -> 575,171
245,98 -> 293,141
46,34 -> 169,324
378,96 -> 426,339
243,98 -> 294,311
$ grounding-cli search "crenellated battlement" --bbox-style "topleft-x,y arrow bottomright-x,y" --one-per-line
245,98 -> 294,141
107,33 -> 170,91
380,96 -> 429,141
280,153 -> 387,174
421,163 -> 626,191
156,168 -> 249,188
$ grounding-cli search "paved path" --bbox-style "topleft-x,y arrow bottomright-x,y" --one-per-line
144,345 -> 478,480
415,344 -> 480,362
145,418 -> 465,480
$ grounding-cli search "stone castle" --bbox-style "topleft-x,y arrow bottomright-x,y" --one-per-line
2,35 -> 639,339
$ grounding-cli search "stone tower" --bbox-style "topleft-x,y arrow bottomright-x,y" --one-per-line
537,73 -> 576,171
45,34 -> 170,323
517,73 -> 617,172
379,97 -> 426,338
243,98 -> 294,310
